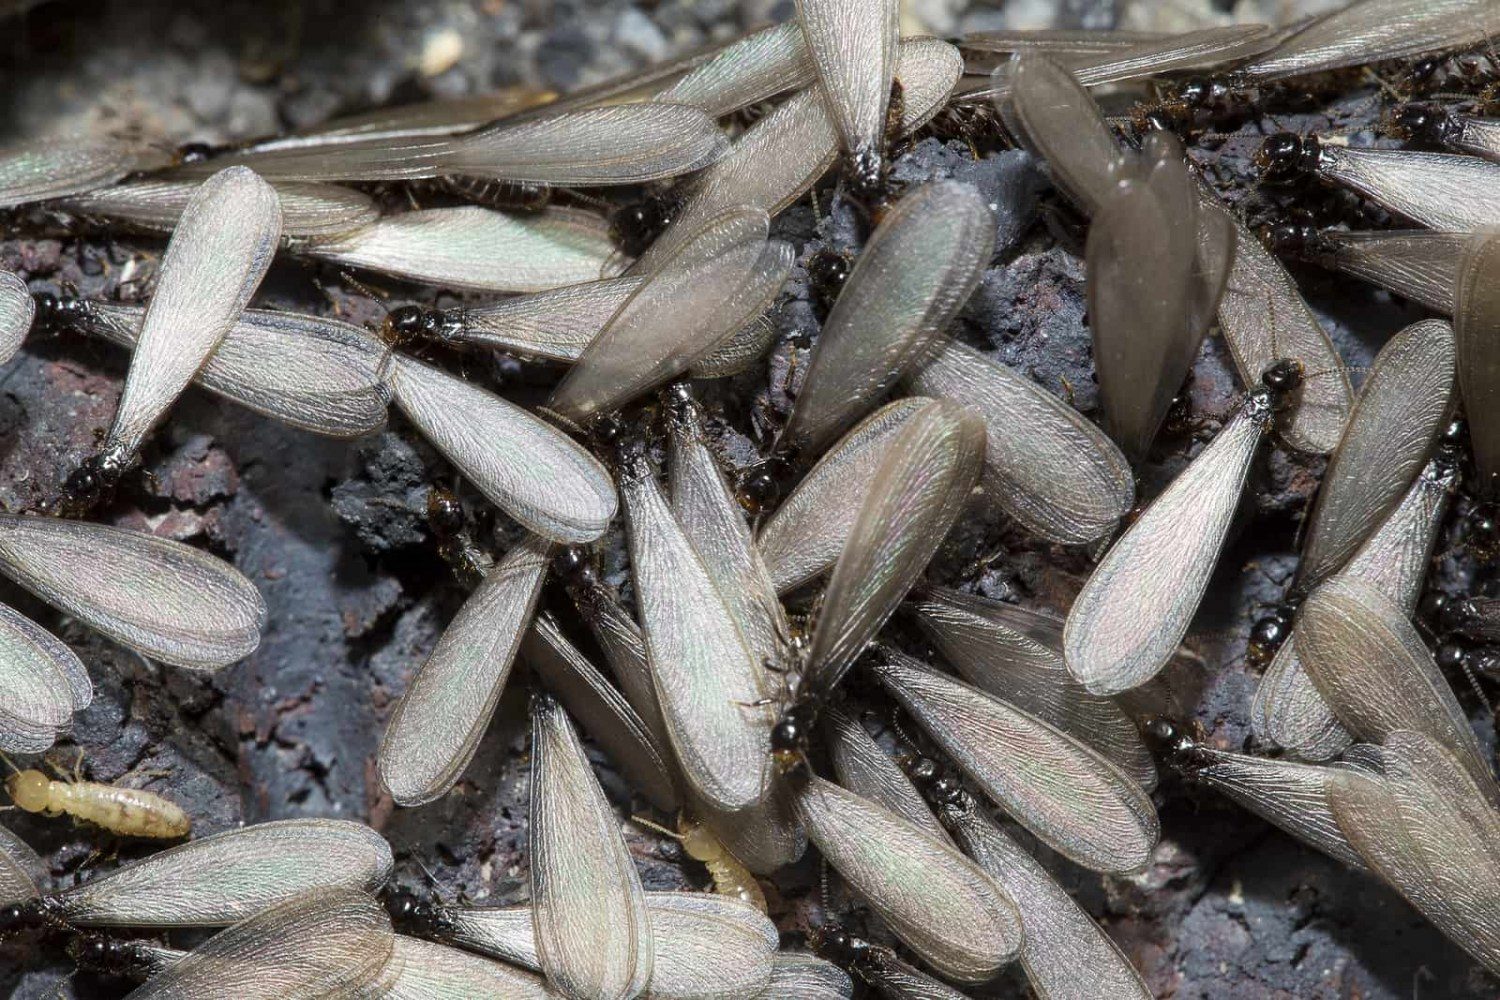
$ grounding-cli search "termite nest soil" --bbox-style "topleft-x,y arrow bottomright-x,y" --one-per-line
0,0 -> 1495,997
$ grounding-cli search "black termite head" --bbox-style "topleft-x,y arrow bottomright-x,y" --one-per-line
1260,357 -> 1305,394
610,194 -> 676,258
902,753 -> 975,826
735,448 -> 799,516
551,544 -> 601,593
1405,56 -> 1445,94
173,141 -> 219,166
844,146 -> 887,208
1255,133 -> 1323,182
383,885 -> 456,940
1466,503 -> 1500,561
808,922 -> 873,969
30,291 -> 92,334
804,246 -> 853,321
1383,103 -> 1462,149
65,933 -> 160,980
1140,716 -> 1210,772
425,485 -> 466,543
1247,593 -> 1303,668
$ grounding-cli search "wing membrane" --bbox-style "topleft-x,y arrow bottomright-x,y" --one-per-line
0,138 -> 146,209
823,704 -> 949,843
0,270 -> 32,365
1298,229 -> 1463,315
0,822 -> 43,905
759,953 -> 852,999
1320,147 -> 1500,231
659,22 -> 816,118
794,0 -> 899,165
1456,231 -> 1500,497
1003,53 -> 1121,213
0,602 -> 90,754
61,179 -> 375,238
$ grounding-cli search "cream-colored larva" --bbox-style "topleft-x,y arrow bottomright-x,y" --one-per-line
4,753 -> 189,840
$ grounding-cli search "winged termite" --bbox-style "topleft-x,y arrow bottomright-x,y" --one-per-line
0,603 -> 90,755
1328,729 -> 1500,976
871,649 -> 1158,874
1206,199 -> 1353,454
1263,224 -> 1463,315
57,178 -> 376,239
303,205 -> 618,293
0,818 -> 392,931
0,514 -> 265,670
1298,577 -> 1494,781
637,37 -> 961,269
656,21 -> 816,119
0,137 -> 153,210
524,612 -> 680,814
809,923 -> 972,999
386,353 -> 617,543
1253,452 -> 1459,759
907,754 -> 1156,1000
770,399 -> 985,761
1235,0 -> 1500,84
1456,229 -> 1500,500
66,932 -> 181,981
792,772 -> 1022,982
776,181 -> 994,462
376,534 -> 549,806
823,703 -> 950,844
55,166 -> 281,515
760,952 -> 853,999
420,485 -> 494,587
615,431 -> 774,813
0,270 -> 31,365
546,207 -> 791,427
43,299 -> 390,438
3,749 -> 189,839
1258,135 -> 1500,232
122,888 -> 397,1000
529,691 -> 653,1000
793,0 -> 899,196
907,585 -> 1156,790
389,889 -> 778,1000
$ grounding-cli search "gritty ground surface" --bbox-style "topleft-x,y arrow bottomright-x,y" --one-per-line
0,0 -> 1496,997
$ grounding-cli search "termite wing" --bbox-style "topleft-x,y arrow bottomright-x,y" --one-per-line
907,584 -> 1157,790
303,205 -> 619,294
1328,729 -> 1500,976
0,818 -> 392,930
871,649 -> 1159,874
1146,719 -> 1368,869
57,165 -> 282,515
546,206 -> 791,427
0,822 -> 44,906
1258,135 -> 1500,232
1296,576 -> 1494,789
1253,452 -> 1459,760
636,36 -> 961,269
1456,230 -> 1500,500
0,600 -> 91,754
58,178 -> 378,239
377,535 -> 551,806
1000,52 -> 1122,214
822,704 -> 951,844
0,137 -> 159,210
776,180 -> 995,462
655,21 -> 815,119
759,952 -> 853,999
0,514 -> 265,670
245,88 -> 556,149
809,922 -> 973,1000
385,353 -> 617,543
908,754 -> 1156,1000
390,890 -> 778,1000
528,691 -> 653,1000
1235,0 -> 1500,84
123,889 -> 398,999
0,270 -> 32,365
793,0 -> 899,194
1266,226 -> 1462,316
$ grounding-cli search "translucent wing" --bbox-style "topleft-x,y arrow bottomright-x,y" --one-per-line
1296,576 -> 1492,788
0,138 -> 146,209
124,889 -> 394,1000
942,800 -> 1154,1000
1085,134 -> 1207,461
793,0 -> 899,168
84,303 -> 389,438
780,181 -> 994,459
659,22 -> 816,118
457,276 -> 643,361
823,703 -> 950,843
756,398 -> 929,595
1297,229 -> 1463,315
305,206 -> 616,294
252,90 -> 555,148
547,207 -> 791,425
1446,112 -> 1500,161
382,935 -> 554,1000
1456,231 -> 1500,497
1002,53 -> 1121,213
759,953 -> 852,1000
1209,201 -> 1352,453
688,780 -> 808,876
872,651 -> 1159,873
0,514 -> 266,670
568,577 -> 673,758
1238,0 -> 1500,82
60,179 -> 376,239
0,822 -> 44,905
388,354 -> 617,543
907,339 -> 1134,545
640,37 -> 960,268
667,388 -> 789,679
0,602 -> 91,754
1316,147 -> 1500,231
804,399 -> 986,699
377,535 -> 551,806
0,270 -> 33,365
524,612 -> 681,815
909,585 -> 1156,790
530,692 -> 653,1000
1253,457 -> 1455,759
170,134 -> 453,182
105,166 -> 282,460
793,773 -> 1022,983
1064,396 -> 1270,695
445,103 -> 727,185
50,818 -> 393,927
618,447 -> 773,812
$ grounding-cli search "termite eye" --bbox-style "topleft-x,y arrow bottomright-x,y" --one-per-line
1260,359 -> 1304,392
0,902 -> 24,929
906,756 -> 939,784
740,471 -> 778,510
592,415 -> 625,447
1420,591 -> 1449,621
1436,641 -> 1468,671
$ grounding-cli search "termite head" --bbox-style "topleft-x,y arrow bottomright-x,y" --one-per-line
770,700 -> 817,770
805,247 -> 854,319
808,923 -> 871,967
845,145 -> 887,207
4,769 -> 49,812
174,142 -> 215,166
1261,357 -> 1305,394
30,291 -> 90,334
1255,133 -> 1321,181
1247,594 -> 1302,667
0,898 -> 48,936
425,487 -> 466,543
736,450 -> 798,515
1466,503 -> 1500,560
1407,56 -> 1444,92
58,444 -> 130,516
610,195 -> 675,258
902,754 -> 974,822
1178,76 -> 1234,112
1384,103 -> 1461,148
383,887 -> 454,939
551,545 -> 600,591
1141,717 -> 1207,771
67,933 -> 156,979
